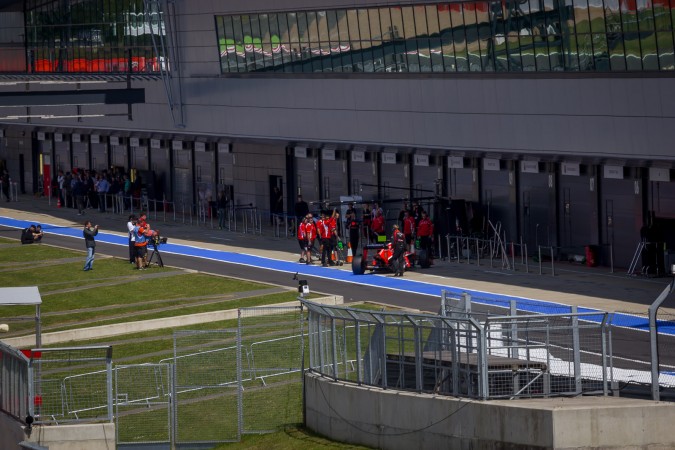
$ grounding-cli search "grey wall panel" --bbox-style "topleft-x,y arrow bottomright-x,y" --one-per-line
320,157 -> 347,203
559,171 -> 595,250
54,141 -> 70,172
650,181 -> 675,220
448,168 -> 477,202
111,145 -> 128,169
131,146 -> 149,171
601,178 -> 643,268
520,172 -> 554,251
482,169 -> 516,241
90,143 -> 108,172
72,142 -> 88,170
296,154 -> 319,203
350,159 -> 376,200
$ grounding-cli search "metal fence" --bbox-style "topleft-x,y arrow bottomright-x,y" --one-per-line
0,342 -> 30,422
114,306 -> 305,449
304,299 -> 612,400
28,346 -> 113,424
440,233 -> 615,275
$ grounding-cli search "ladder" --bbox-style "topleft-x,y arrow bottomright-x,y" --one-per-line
627,240 -> 645,275
488,220 -> 511,270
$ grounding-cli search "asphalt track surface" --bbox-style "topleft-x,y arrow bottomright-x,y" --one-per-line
2,217 -> 675,376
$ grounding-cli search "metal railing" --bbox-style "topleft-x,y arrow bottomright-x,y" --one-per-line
439,233 -> 614,275
303,299 -> 612,400
27,346 -> 113,425
0,342 -> 30,422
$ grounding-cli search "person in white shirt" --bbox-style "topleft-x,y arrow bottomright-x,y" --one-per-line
127,214 -> 136,264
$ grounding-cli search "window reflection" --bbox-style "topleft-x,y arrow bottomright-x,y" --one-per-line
21,0 -> 165,74
214,0 -> 675,74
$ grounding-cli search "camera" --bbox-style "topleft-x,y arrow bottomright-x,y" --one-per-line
151,234 -> 168,246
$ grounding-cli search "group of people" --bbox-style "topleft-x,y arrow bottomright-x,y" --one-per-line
21,224 -> 43,244
126,212 -> 157,270
294,196 -> 436,274
54,167 -> 139,215
297,209 -> 341,266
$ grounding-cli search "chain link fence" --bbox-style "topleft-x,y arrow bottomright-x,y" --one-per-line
238,306 -> 305,434
28,346 -> 113,424
115,363 -> 172,447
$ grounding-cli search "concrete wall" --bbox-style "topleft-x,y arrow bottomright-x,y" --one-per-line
22,423 -> 115,450
0,415 -> 114,450
304,372 -> 675,449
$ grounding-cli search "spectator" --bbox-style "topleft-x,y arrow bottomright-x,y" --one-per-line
294,194 -> 309,236
217,191 -> 228,229
82,220 -> 99,271
21,224 -> 42,244
127,214 -> 137,264
1,170 -> 10,202
96,174 -> 110,212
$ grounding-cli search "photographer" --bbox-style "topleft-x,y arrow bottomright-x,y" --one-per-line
82,221 -> 99,271
21,224 -> 43,244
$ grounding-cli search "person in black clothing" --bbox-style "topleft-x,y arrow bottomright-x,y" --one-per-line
73,175 -> 86,215
1,171 -> 10,202
293,194 -> 309,236
391,224 -> 406,276
217,191 -> 229,229
345,202 -> 360,252
21,224 -> 42,244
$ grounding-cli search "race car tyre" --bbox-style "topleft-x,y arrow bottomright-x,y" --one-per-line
418,249 -> 431,268
352,255 -> 365,275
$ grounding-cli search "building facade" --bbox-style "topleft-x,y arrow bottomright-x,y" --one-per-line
1,0 -> 675,268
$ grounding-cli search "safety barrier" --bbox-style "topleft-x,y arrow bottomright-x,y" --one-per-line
304,298 -> 612,400
0,342 -> 30,422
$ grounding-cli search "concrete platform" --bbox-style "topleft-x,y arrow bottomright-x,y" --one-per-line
305,372 -> 675,449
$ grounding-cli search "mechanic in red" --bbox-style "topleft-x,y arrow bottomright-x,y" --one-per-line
318,211 -> 335,266
403,210 -> 416,252
370,208 -> 385,242
391,224 -> 406,276
417,210 -> 434,261
305,214 -> 317,261
297,216 -> 310,264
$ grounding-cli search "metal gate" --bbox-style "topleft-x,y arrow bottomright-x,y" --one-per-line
115,307 -> 305,448
115,363 -> 172,450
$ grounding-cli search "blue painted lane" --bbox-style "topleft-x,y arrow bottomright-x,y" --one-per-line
4,216 -> 673,335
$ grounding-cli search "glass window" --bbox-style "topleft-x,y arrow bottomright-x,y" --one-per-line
608,33 -> 628,70
656,31 -> 675,69
451,5 -> 468,71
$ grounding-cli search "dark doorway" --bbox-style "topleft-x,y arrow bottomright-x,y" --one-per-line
269,175 -> 284,225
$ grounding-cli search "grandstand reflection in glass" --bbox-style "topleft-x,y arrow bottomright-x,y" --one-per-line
216,1 -> 675,73
18,0 -> 166,74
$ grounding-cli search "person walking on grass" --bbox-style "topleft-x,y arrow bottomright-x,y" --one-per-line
83,220 -> 99,271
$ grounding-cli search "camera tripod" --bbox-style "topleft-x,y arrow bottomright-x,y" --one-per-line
147,242 -> 164,268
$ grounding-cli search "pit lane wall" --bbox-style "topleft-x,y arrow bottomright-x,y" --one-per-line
304,372 -> 675,449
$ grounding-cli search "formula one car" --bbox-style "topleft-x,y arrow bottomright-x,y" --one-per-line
352,242 -> 417,275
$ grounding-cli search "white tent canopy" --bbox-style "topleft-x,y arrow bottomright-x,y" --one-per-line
0,287 -> 42,306
0,286 -> 42,347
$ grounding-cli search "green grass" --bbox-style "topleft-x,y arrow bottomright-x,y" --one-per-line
213,426 -> 372,449
0,242 -> 83,262
0,243 -> 370,449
